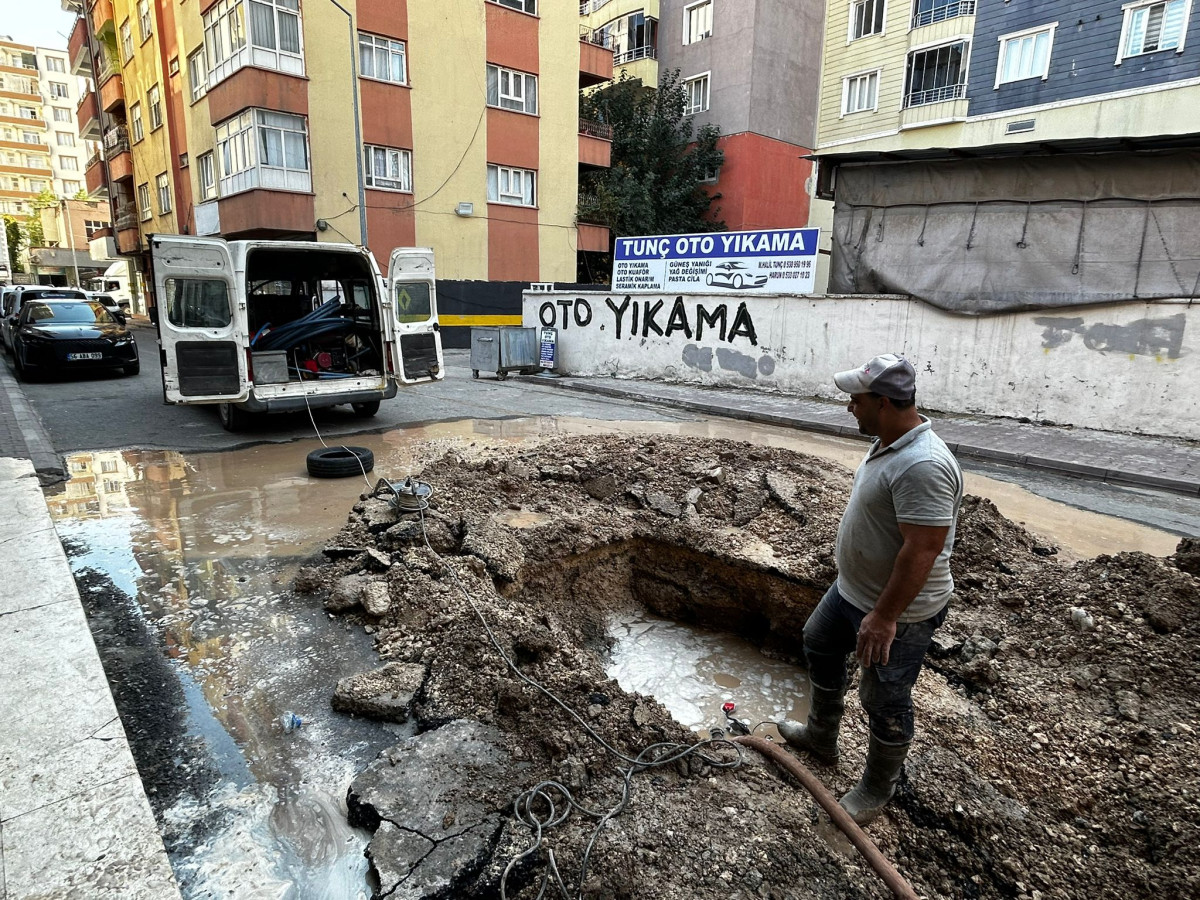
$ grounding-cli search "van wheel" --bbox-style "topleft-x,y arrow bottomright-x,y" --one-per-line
218,402 -> 250,432
351,400 -> 380,418
307,446 -> 375,478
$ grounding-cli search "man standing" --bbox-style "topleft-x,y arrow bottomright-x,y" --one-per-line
779,354 -> 963,825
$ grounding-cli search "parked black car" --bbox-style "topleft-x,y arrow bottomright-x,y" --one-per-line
12,299 -> 140,380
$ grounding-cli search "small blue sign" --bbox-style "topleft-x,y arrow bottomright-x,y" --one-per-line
539,327 -> 557,369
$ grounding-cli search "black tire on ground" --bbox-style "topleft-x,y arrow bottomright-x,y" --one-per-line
218,401 -> 251,432
351,399 -> 380,418
124,361 -> 140,376
306,446 -> 375,478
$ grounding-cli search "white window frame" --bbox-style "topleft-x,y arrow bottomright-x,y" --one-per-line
487,163 -> 536,207
683,0 -> 713,44
488,0 -> 537,15
147,84 -> 162,130
131,102 -> 144,142
205,0 -> 305,89
683,72 -> 710,115
137,182 -> 152,220
60,156 -> 79,171
995,23 -> 1057,87
215,108 -> 311,196
486,64 -> 538,115
848,0 -> 887,42
1116,0 -> 1192,63
138,0 -> 152,42
45,57 -> 66,73
363,144 -> 412,193
120,20 -> 133,62
48,81 -> 69,99
842,68 -> 881,115
188,49 -> 207,102
246,0 -> 305,75
156,172 -> 171,214
51,106 -> 71,122
904,37 -> 971,107
358,32 -> 407,85
56,131 -> 75,147
63,179 -> 81,194
197,151 -> 216,200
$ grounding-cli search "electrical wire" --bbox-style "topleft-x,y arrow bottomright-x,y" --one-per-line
400,500 -> 744,899
295,348 -> 373,491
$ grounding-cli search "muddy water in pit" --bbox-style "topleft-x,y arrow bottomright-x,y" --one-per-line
47,416 -> 1182,897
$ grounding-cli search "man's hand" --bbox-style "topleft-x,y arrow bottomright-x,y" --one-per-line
857,609 -> 897,667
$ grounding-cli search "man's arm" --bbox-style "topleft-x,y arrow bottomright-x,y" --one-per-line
855,522 -> 950,667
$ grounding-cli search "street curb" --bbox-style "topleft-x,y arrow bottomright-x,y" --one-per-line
532,377 -> 1200,497
0,362 -> 64,482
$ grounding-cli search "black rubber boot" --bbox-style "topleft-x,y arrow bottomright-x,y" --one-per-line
777,685 -> 844,765
839,735 -> 911,825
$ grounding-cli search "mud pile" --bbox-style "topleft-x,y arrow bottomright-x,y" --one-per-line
296,435 -> 1199,900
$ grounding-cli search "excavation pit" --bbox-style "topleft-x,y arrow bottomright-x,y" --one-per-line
304,434 -> 1200,900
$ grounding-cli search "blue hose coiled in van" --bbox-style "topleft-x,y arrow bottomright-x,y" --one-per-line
252,298 -> 356,351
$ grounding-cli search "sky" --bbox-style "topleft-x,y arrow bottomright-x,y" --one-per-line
0,0 -> 78,51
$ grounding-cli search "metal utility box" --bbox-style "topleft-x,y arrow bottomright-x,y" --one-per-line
470,326 -> 538,380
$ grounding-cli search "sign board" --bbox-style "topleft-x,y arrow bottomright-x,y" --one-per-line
612,227 -> 820,295
538,327 -> 557,370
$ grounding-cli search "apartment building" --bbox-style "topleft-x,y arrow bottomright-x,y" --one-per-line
580,0 -> 660,85
814,0 -> 1200,309
66,0 -> 612,289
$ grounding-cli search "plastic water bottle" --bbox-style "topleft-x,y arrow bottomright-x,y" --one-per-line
280,711 -> 303,733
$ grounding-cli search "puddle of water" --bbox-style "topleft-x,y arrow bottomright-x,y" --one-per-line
43,415 -> 1186,897
605,610 -> 808,737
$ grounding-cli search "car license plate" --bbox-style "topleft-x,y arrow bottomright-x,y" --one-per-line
67,352 -> 103,361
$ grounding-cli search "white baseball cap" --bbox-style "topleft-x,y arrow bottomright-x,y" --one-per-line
833,354 -> 916,401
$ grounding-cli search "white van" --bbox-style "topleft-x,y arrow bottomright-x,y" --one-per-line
149,236 -> 443,431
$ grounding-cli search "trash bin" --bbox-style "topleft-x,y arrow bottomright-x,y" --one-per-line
471,326 -> 538,380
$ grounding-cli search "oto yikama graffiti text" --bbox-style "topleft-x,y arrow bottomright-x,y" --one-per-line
538,296 -> 758,346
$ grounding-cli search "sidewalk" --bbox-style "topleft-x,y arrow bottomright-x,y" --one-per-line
529,374 -> 1200,496
0,361 -> 63,483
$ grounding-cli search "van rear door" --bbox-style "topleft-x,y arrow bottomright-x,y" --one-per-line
151,235 -> 248,404
386,248 -> 443,384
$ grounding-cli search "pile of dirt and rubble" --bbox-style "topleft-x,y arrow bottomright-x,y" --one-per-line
293,435 -> 1199,900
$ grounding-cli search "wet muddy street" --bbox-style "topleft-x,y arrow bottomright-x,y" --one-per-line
45,415 -> 1191,898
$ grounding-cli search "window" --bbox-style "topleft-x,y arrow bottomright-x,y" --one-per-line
56,132 -> 75,147
358,32 -> 406,84
148,84 -> 162,129
156,172 -> 171,213
197,151 -> 216,200
486,64 -> 538,114
851,0 -> 886,40
63,179 -> 81,194
205,0 -> 303,87
215,108 -> 311,195
904,41 -> 968,107
84,220 -> 104,238
843,70 -> 880,114
131,102 -> 144,142
364,144 -> 412,192
911,0 -> 975,29
165,278 -> 232,328
179,152 -> 189,168
699,162 -> 720,183
169,56 -> 180,75
120,21 -> 133,62
684,73 -> 710,114
138,0 -> 152,41
1119,0 -> 1189,59
44,57 -> 66,73
188,49 -> 207,102
997,25 -> 1055,85
48,81 -> 69,99
603,11 -> 659,64
52,107 -> 70,122
61,156 -> 79,171
488,0 -> 537,14
29,179 -> 46,192
137,182 -> 152,220
487,164 -> 536,206
684,1 -> 713,44
22,131 -> 39,144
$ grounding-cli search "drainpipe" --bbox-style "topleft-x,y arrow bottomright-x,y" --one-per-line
326,0 -> 368,248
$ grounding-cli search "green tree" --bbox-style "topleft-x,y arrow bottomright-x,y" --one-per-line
578,69 -> 725,257
26,187 -> 57,248
4,215 -> 25,273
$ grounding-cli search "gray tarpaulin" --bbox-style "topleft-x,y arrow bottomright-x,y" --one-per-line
829,152 -> 1200,313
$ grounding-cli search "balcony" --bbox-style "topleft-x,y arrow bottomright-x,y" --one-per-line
579,0 -> 617,13
77,89 -> 100,139
577,223 -> 611,253
0,138 -> 47,154
0,113 -> 46,130
217,189 -> 316,239
614,44 -> 657,66
89,0 -> 115,37
68,15 -> 90,75
114,202 -> 140,254
580,33 -> 614,88
911,0 -> 975,29
98,69 -> 124,113
85,150 -> 105,195
579,118 -> 612,168
900,95 -> 969,130
104,127 -> 133,181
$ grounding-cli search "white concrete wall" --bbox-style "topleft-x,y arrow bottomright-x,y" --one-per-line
523,292 -> 1198,440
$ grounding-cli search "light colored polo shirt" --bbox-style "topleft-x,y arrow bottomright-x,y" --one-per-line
835,416 -> 964,622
